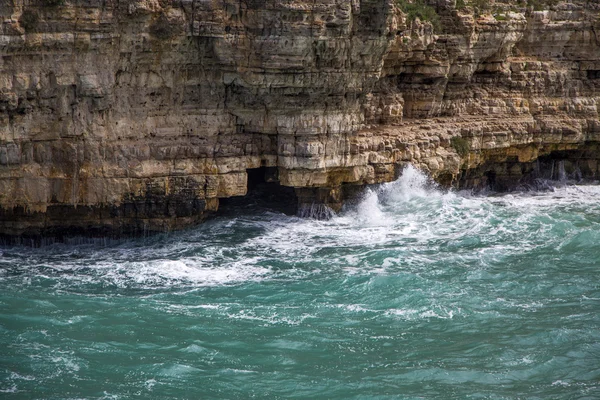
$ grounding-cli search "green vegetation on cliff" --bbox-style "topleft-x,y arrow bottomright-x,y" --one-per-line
451,137 -> 470,158
397,0 -> 441,32
19,9 -> 39,32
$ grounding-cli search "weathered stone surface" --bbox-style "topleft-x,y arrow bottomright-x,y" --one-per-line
0,0 -> 599,237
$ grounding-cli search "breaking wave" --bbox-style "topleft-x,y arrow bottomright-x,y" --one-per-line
2,165 -> 600,398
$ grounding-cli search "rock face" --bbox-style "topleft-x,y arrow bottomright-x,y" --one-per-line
1,0 -> 599,238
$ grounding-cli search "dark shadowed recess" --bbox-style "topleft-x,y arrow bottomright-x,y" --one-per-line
0,167 -> 298,247
3,152 -> 600,246
219,167 -> 298,216
458,146 -> 600,192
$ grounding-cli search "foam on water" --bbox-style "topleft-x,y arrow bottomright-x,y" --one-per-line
2,165 -> 600,399
3,165 -> 600,290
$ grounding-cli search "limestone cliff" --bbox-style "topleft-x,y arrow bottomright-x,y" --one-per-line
1,0 -> 599,238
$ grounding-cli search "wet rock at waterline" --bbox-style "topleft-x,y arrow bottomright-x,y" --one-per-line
1,0 -> 599,237
2,169 -> 600,398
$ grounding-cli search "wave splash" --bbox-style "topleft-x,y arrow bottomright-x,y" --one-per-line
2,165 -> 600,400
2,165 -> 600,290
349,164 -> 441,226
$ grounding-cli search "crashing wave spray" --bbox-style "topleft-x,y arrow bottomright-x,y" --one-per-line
297,203 -> 336,220
557,160 -> 567,182
379,164 -> 435,202
346,165 -> 443,226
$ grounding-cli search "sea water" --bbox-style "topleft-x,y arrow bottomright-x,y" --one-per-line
1,166 -> 599,399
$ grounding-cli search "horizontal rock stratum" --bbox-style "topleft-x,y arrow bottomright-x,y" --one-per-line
1,0 -> 599,238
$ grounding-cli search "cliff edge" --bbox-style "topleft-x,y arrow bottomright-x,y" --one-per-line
1,0 -> 599,238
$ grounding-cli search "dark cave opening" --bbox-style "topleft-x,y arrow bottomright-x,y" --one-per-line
485,170 -> 497,188
218,167 -> 298,215
535,153 -> 585,182
458,145 -> 600,192
587,70 -> 600,80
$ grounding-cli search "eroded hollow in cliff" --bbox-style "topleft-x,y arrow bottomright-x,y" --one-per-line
219,167 -> 298,215
458,145 -> 600,192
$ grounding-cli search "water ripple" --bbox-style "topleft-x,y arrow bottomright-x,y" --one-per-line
1,166 -> 600,398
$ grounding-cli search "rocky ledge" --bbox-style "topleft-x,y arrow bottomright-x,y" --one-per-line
1,0 -> 599,239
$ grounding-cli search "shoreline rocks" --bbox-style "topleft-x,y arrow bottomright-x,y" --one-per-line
1,0 -> 599,238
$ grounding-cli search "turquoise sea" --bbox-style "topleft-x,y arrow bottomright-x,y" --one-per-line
1,166 -> 599,399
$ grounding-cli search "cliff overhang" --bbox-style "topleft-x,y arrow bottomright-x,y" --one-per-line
1,0 -> 599,239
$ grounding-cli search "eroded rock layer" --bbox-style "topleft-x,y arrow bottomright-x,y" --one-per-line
1,0 -> 599,236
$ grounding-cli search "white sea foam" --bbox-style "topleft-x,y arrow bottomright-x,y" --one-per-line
2,165 -> 600,400
382,164 -> 433,203
99,392 -> 121,400
337,304 -> 373,313
51,356 -> 82,372
221,368 -> 257,374
83,258 -> 273,288
385,308 -> 420,319
179,344 -> 208,354
225,309 -> 313,325
353,189 -> 388,227
4,164 -> 600,292
0,385 -> 18,393
9,372 -> 35,381
385,305 -> 458,320
144,379 -> 157,391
